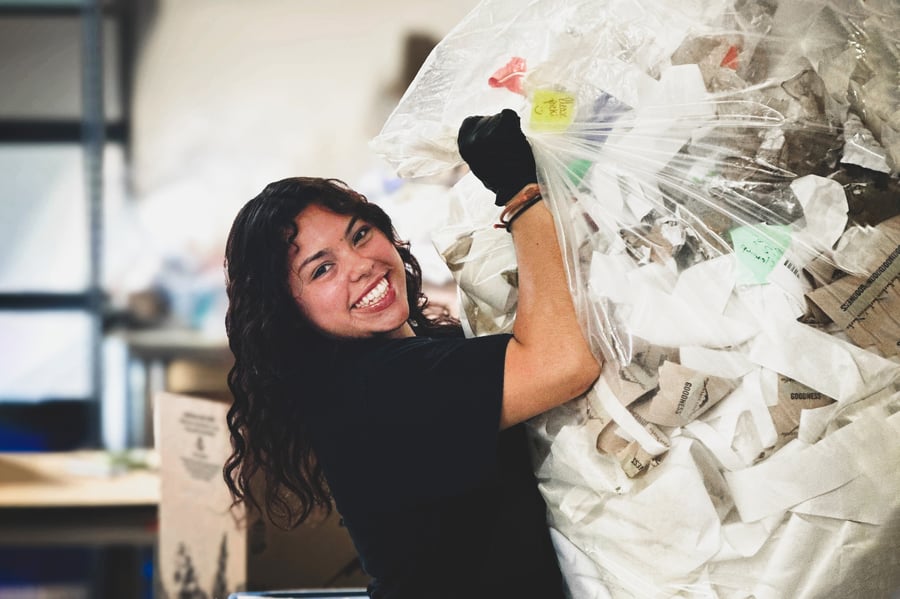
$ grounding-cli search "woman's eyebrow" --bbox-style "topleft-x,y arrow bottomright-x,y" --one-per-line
298,249 -> 328,272
343,216 -> 360,239
297,216 -> 360,272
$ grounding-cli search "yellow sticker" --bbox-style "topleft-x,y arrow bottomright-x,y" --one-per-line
531,89 -> 576,132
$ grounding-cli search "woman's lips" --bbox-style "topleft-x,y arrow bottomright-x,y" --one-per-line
353,275 -> 392,310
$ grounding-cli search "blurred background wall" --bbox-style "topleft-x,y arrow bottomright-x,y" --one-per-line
0,0 -> 477,452
0,3 -> 477,595
131,0 -> 477,291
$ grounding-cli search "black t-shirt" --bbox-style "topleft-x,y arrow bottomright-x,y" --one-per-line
307,333 -> 564,599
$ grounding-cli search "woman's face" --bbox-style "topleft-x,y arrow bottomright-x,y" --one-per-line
287,203 -> 414,339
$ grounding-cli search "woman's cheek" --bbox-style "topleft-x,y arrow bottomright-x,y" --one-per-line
320,282 -> 346,314
299,285 -> 330,319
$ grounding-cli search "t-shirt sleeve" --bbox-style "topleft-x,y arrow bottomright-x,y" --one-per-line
324,334 -> 512,511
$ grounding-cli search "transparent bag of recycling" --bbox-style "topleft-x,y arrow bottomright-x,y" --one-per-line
372,0 -> 900,597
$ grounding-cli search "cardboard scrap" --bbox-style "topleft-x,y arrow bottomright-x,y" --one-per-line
601,412 -> 670,478
616,440 -> 659,478
590,382 -> 671,478
806,215 -> 900,358
770,375 -> 836,443
643,361 -> 739,427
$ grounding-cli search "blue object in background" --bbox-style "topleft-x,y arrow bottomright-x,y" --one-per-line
0,546 -> 155,598
0,401 -> 90,451
0,547 -> 91,596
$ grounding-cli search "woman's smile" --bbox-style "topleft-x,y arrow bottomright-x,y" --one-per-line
353,275 -> 392,310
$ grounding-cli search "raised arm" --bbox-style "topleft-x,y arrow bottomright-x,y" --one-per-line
458,109 -> 601,429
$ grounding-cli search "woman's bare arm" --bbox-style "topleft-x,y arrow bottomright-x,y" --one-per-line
456,109 -> 601,429
500,197 -> 601,429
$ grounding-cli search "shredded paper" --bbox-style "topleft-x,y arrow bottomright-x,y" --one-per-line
372,0 -> 900,596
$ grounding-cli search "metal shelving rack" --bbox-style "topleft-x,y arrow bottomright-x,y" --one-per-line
0,0 -> 134,449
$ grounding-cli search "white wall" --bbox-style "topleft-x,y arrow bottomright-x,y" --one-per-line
131,0 -> 480,263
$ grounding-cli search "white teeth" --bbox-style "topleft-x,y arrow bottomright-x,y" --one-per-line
354,277 -> 389,308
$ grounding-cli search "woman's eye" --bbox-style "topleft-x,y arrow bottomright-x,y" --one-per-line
352,225 -> 371,244
311,263 -> 332,279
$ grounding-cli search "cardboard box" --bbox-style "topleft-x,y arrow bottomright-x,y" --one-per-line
166,359 -> 233,395
156,391 -> 369,597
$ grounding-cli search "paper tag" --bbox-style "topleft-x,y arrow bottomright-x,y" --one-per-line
730,224 -> 792,284
531,89 -> 576,132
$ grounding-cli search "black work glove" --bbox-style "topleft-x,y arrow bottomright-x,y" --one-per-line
457,108 -> 538,206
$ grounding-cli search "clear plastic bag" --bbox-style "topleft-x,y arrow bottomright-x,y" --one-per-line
373,1 -> 900,597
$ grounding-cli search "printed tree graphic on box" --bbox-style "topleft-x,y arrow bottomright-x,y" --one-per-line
173,543 -> 209,599
210,534 -> 229,599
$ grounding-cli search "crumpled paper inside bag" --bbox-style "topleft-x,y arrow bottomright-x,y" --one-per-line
372,0 -> 900,596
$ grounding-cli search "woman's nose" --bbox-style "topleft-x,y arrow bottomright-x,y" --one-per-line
349,254 -> 374,281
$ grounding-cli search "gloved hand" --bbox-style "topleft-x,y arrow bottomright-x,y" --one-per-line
457,108 -> 537,206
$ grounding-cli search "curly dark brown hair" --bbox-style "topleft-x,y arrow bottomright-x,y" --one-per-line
223,177 -> 460,529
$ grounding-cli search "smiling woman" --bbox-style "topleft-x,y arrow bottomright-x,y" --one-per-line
222,176 -> 466,532
222,111 -> 600,599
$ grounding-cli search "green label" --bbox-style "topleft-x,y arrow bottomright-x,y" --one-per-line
567,158 -> 592,185
730,224 -> 792,284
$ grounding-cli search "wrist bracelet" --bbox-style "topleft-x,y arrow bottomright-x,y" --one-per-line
503,195 -> 542,231
494,183 -> 543,232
